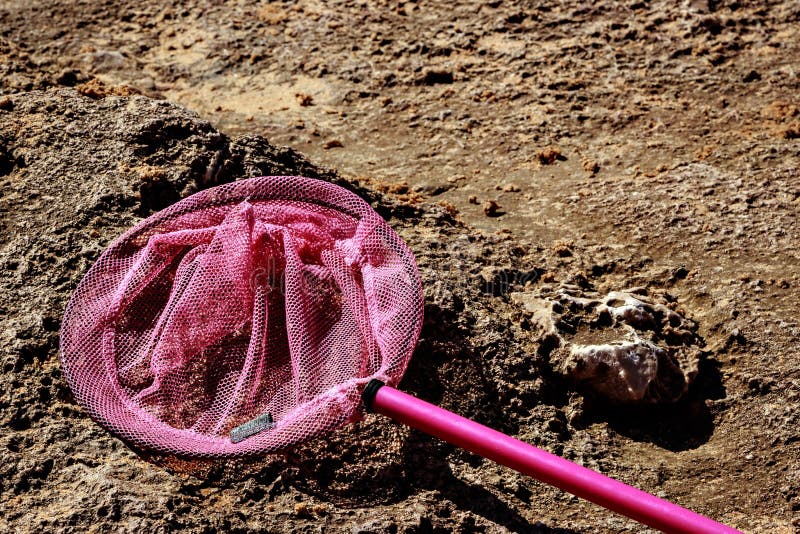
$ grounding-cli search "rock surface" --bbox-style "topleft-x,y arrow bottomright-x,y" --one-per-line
0,89 -> 584,532
514,286 -> 703,404
2,0 -> 800,530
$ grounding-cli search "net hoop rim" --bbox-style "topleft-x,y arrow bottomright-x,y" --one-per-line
60,176 -> 423,458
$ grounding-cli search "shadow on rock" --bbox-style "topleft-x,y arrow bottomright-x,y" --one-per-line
282,302 -> 516,505
581,356 -> 726,451
408,448 -> 574,534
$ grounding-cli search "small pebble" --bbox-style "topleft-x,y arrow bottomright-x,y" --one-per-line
581,157 -> 600,174
537,146 -> 564,165
295,93 -> 313,106
483,199 -> 501,217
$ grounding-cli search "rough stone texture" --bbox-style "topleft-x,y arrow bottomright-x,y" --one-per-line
0,89 -> 572,532
2,0 -> 800,529
514,286 -> 702,404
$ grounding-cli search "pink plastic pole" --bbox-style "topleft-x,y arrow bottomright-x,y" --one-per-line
367,383 -> 740,534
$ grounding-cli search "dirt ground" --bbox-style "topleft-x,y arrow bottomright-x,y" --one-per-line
1,0 -> 800,532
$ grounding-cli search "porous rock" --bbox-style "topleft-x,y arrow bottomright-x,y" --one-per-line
513,285 -> 702,404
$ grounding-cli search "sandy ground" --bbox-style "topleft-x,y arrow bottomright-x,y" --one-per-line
1,1 -> 800,532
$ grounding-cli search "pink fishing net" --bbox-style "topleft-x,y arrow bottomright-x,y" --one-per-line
60,176 -> 423,457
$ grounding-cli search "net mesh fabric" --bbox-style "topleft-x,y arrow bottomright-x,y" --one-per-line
60,176 -> 423,457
